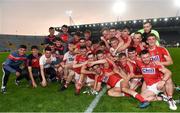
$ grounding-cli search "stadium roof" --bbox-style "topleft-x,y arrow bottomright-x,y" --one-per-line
55,16 -> 180,32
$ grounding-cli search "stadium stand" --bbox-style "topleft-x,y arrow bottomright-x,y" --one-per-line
0,35 -> 44,51
0,16 -> 180,52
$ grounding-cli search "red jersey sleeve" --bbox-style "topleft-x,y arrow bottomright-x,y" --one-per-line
160,47 -> 170,56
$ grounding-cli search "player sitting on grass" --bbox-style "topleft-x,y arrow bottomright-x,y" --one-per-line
137,50 -> 177,110
143,34 -> 175,106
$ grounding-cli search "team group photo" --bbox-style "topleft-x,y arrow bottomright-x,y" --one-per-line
0,0 -> 180,112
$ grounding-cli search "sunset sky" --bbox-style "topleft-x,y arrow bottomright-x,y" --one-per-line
0,0 -> 179,36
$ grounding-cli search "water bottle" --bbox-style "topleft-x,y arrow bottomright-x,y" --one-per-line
175,86 -> 180,91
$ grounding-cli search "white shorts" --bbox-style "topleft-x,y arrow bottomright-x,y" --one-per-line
147,82 -> 161,95
114,79 -> 124,88
86,77 -> 94,83
74,72 -> 80,81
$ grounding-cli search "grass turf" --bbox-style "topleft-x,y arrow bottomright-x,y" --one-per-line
0,52 -> 94,112
0,48 -> 180,112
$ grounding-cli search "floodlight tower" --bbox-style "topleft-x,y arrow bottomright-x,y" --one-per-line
65,10 -> 75,26
112,1 -> 126,21
175,0 -> 180,16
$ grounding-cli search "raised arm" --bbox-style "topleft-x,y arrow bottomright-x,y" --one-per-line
117,37 -> 132,52
100,36 -> 110,49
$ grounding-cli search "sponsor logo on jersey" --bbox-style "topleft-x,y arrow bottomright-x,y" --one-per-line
142,68 -> 155,74
150,55 -> 160,61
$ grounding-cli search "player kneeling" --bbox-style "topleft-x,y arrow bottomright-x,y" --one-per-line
27,45 -> 42,88
39,47 -> 59,87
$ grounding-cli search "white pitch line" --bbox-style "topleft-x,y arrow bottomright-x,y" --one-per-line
84,87 -> 107,113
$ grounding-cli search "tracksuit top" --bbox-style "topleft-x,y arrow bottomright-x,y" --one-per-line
3,51 -> 27,73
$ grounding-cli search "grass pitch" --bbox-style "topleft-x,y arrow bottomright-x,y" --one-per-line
0,48 -> 179,112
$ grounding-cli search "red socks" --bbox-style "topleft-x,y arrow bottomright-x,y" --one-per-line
135,94 -> 145,102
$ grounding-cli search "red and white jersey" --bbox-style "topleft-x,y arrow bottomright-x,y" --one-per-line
133,44 -> 147,55
137,61 -> 163,86
148,46 -> 170,62
75,43 -> 81,50
86,74 -> 95,80
128,57 -> 141,65
75,54 -> 87,63
60,34 -> 68,42
96,59 -> 123,88
117,61 -> 141,75
97,71 -> 122,88
99,58 -> 114,70
102,67 -> 113,74
73,54 -> 87,74
94,48 -> 110,56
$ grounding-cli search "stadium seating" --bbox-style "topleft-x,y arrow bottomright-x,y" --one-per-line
0,35 -> 44,51
65,16 -> 180,45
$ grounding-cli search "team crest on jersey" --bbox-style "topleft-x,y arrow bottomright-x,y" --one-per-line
142,68 -> 155,74
68,58 -> 74,61
150,55 -> 160,61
